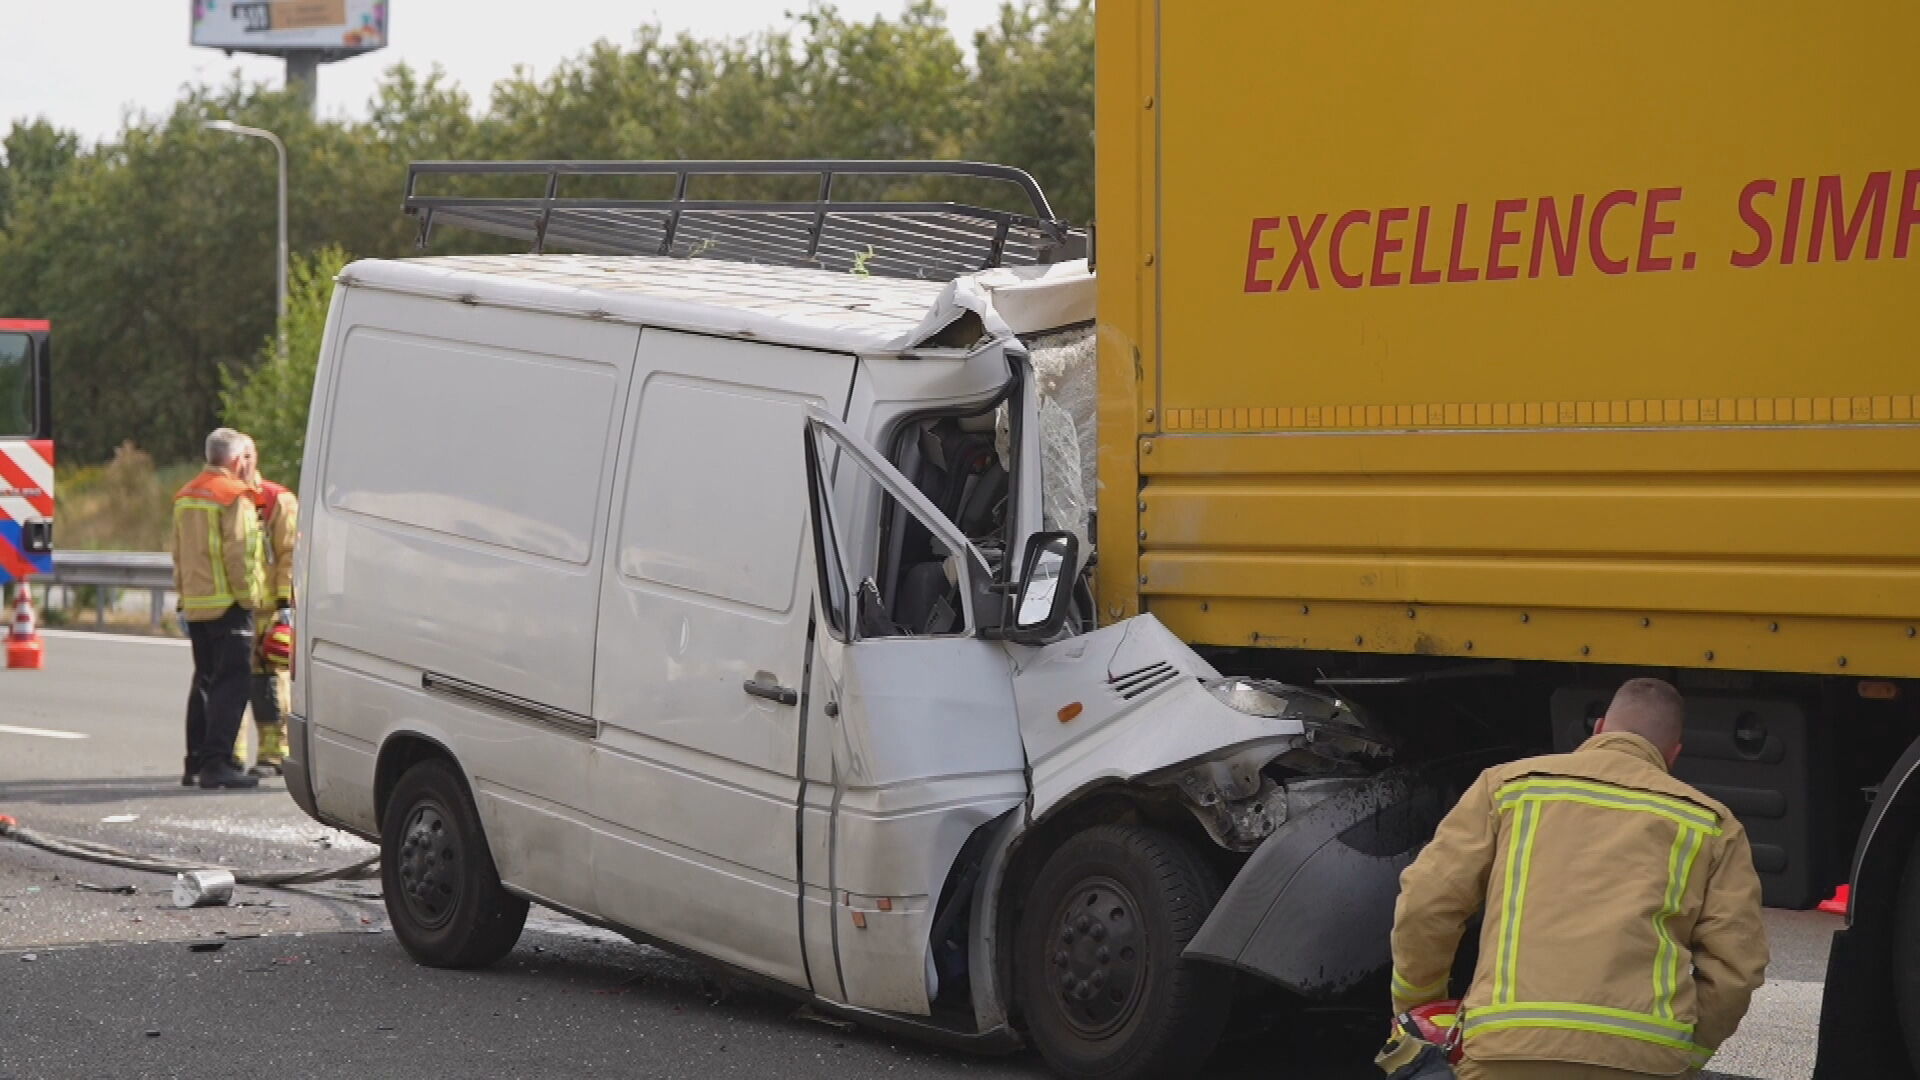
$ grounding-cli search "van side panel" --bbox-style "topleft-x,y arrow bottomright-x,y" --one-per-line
302,289 -> 634,910
310,291 -> 633,715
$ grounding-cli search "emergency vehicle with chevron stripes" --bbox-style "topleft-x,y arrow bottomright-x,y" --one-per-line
0,319 -> 54,588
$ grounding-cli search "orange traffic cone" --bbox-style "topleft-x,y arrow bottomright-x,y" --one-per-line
7,584 -> 44,670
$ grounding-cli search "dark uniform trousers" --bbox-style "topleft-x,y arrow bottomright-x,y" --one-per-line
185,604 -> 255,772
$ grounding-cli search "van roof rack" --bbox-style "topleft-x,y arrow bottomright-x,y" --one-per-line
404,159 -> 1086,282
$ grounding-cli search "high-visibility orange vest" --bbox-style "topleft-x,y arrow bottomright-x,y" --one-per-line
172,468 -> 267,616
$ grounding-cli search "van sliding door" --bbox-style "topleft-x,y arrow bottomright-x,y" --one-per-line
589,331 -> 855,990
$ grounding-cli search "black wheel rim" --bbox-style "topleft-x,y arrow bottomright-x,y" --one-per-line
1044,875 -> 1147,1038
396,800 -> 463,931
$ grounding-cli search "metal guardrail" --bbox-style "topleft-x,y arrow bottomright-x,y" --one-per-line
44,551 -> 174,628
52,551 -> 174,588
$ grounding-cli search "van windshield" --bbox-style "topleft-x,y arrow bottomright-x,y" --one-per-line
0,333 -> 33,436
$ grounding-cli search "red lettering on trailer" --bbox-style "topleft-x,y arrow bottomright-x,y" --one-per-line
1445,203 -> 1480,283
1810,172 -> 1890,262
1530,195 -> 1583,279
1780,177 -> 1808,264
1329,210 -> 1371,289
1409,206 -> 1443,285
1637,187 -> 1682,273
1588,189 -> 1637,275
1278,214 -> 1327,291
1486,198 -> 1527,281
1240,166 -> 1914,296
1371,207 -> 1410,287
1244,217 -> 1280,293
1895,169 -> 1920,259
1731,179 -> 1776,268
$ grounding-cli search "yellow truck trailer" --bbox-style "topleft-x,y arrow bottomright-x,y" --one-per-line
1090,2 -> 1916,1072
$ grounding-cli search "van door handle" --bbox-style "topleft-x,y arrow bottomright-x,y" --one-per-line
743,677 -> 799,707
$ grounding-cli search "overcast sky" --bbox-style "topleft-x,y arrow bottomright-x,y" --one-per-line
7,1 -> 1008,144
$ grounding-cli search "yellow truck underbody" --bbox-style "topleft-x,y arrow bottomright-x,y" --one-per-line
1094,1 -> 1920,678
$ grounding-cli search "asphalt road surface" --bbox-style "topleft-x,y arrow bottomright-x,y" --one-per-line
1,631 -> 1830,1079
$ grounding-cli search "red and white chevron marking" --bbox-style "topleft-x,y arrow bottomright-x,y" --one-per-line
0,438 -> 54,582
0,438 -> 54,521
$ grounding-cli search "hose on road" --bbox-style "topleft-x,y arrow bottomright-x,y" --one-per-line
0,814 -> 379,887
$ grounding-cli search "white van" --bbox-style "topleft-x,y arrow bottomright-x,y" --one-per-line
286,162 -> 1438,1080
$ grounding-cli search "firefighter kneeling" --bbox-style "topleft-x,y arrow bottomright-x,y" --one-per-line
1386,679 -> 1768,1080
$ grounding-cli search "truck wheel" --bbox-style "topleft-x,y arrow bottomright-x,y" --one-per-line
1016,825 -> 1232,1079
381,757 -> 528,968
1895,829 -> 1920,1065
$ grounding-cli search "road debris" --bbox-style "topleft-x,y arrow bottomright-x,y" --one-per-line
76,881 -> 137,895
173,869 -> 235,908
186,941 -> 226,953
101,814 -> 140,824
792,1005 -> 856,1032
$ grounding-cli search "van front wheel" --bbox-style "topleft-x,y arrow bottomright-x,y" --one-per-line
381,757 -> 528,968
1016,825 -> 1232,1080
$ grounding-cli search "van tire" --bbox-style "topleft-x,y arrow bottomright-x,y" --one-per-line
381,758 -> 528,968
1016,824 -> 1232,1080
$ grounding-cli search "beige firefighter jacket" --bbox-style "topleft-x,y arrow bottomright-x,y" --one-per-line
1390,731 -> 1768,1075
253,483 -> 297,610
170,466 -> 267,621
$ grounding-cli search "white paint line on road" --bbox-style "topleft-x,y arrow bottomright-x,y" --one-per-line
41,629 -> 189,647
0,723 -> 90,740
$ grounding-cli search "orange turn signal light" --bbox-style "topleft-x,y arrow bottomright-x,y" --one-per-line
1058,702 -> 1084,724
1859,680 -> 1900,701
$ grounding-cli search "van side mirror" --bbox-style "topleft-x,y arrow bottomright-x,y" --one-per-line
1007,531 -> 1077,643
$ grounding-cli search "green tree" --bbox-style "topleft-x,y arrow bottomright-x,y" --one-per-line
973,0 -> 1095,224
220,245 -> 350,491
0,2 -> 1100,468
0,118 -> 81,231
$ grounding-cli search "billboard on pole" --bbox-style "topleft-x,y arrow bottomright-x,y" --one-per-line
191,0 -> 388,54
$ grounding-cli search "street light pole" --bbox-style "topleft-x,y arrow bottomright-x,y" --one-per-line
205,120 -> 288,358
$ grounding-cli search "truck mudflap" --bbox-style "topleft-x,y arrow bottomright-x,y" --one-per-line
1184,768 -> 1451,999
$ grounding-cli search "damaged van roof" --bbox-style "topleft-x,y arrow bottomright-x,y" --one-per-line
343,253 -> 992,354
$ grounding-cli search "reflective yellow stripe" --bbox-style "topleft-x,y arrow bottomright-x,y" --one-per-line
1492,791 -> 1526,1004
1654,824 -> 1708,1019
1469,1000 -> 1696,1034
174,499 -> 235,610
1492,799 -> 1540,1004
1496,776 -> 1722,833
1392,969 -> 1448,1002
1652,825 -> 1686,1018
1508,801 -> 1540,1000
1463,1001 -> 1711,1063
243,516 -> 266,607
1491,775 -> 1720,1038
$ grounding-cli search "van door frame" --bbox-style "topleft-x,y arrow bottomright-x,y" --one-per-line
800,413 -> 1028,1016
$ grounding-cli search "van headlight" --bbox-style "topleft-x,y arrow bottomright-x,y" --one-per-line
1205,678 -> 1289,718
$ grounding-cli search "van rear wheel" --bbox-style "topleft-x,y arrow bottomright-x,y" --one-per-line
381,757 -> 528,968
1016,825 -> 1232,1080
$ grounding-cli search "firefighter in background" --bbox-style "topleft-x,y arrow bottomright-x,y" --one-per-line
173,428 -> 267,790
234,438 -> 296,778
1388,678 -> 1768,1079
